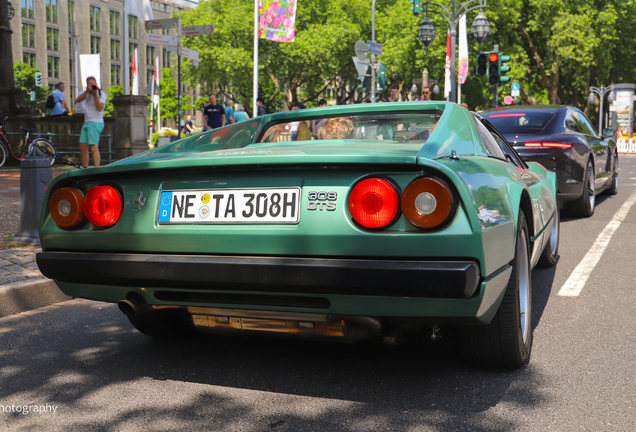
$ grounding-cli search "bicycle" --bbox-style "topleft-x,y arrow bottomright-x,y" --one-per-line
0,116 -> 56,168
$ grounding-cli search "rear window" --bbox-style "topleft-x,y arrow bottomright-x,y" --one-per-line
259,112 -> 443,144
483,111 -> 555,134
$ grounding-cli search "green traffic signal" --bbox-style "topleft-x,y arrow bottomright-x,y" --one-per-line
409,0 -> 421,16
498,55 -> 511,85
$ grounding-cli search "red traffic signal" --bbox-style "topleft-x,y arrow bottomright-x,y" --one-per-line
488,53 -> 499,63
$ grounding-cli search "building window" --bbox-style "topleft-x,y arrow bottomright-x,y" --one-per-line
21,0 -> 34,18
68,0 -> 74,31
47,28 -> 59,51
90,36 -> 101,54
110,39 -> 120,61
146,69 -> 154,86
146,46 -> 155,66
128,15 -> 138,39
22,23 -> 35,48
90,6 -> 100,31
110,10 -> 120,35
162,48 -> 171,68
46,0 -> 58,22
23,52 -> 36,67
47,56 -> 60,78
111,64 -> 121,86
129,42 -> 138,63
69,37 -> 75,88
162,28 -> 170,36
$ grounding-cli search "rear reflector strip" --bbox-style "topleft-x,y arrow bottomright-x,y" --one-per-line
523,142 -> 572,148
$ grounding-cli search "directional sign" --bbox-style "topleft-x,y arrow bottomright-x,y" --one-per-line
179,47 -> 199,62
181,25 -> 215,37
352,57 -> 370,78
355,40 -> 368,61
145,18 -> 178,30
367,41 -> 383,56
511,82 -> 520,91
142,32 -> 178,46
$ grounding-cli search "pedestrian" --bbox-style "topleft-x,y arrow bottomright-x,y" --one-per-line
422,86 -> 432,101
290,103 -> 306,141
257,97 -> 270,116
181,114 -> 195,135
313,99 -> 328,137
234,103 -> 250,123
49,83 -> 70,116
75,76 -> 106,168
202,94 -> 225,130
224,100 -> 235,124
385,85 -> 400,103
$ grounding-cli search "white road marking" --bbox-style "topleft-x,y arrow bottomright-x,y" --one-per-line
558,188 -> 636,297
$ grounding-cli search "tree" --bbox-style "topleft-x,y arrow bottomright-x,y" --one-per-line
103,85 -> 124,117
159,68 -> 194,123
13,62 -> 49,112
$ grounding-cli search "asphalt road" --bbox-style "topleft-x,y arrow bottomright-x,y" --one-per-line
1,157 -> 636,431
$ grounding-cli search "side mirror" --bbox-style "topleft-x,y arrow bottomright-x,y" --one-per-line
602,128 -> 615,138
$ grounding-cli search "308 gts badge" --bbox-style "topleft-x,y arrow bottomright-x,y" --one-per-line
307,191 -> 337,211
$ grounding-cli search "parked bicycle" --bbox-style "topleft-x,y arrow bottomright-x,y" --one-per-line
0,117 -> 56,168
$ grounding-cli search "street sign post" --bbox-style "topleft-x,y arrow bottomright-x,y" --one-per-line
180,25 -> 215,36
367,41 -> 383,56
145,18 -> 178,30
352,57 -> 370,78
511,82 -> 520,97
179,47 -> 200,62
355,40 -> 368,61
141,33 -> 178,46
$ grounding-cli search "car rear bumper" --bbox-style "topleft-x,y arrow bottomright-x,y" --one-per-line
37,252 -> 480,299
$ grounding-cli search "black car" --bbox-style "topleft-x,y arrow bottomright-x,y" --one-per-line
481,105 -> 618,216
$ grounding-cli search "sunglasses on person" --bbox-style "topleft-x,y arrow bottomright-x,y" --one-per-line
422,91 -> 430,94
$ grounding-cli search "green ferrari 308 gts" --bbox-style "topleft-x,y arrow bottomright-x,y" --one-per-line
37,102 -> 559,369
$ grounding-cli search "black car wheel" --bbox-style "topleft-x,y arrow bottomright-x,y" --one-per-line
565,161 -> 595,217
537,209 -> 559,268
458,211 -> 532,369
128,309 -> 198,340
607,153 -> 618,196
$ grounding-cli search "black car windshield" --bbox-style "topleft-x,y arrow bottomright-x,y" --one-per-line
483,111 -> 556,134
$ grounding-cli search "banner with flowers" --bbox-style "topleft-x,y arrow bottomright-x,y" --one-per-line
259,0 -> 297,42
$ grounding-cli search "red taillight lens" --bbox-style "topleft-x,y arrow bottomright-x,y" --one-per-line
401,177 -> 455,229
523,142 -> 572,149
50,187 -> 85,228
349,178 -> 399,228
83,185 -> 123,227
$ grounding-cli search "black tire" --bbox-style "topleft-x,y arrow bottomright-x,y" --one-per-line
458,211 -> 532,369
565,161 -> 595,217
127,308 -> 198,340
537,209 -> 559,268
29,139 -> 56,166
0,142 -> 7,168
606,152 -> 618,196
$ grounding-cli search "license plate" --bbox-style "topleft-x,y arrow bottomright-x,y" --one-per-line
158,188 -> 301,224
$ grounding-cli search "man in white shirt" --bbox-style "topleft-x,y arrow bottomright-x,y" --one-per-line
75,77 -> 107,167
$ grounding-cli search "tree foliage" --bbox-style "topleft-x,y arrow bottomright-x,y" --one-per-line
103,85 -> 124,117
13,62 -> 50,112
178,0 -> 636,126
159,67 -> 194,122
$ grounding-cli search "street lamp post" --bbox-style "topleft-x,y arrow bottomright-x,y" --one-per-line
416,0 -> 489,103
588,85 -> 616,133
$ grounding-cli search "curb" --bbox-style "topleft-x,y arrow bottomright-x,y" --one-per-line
0,277 -> 72,318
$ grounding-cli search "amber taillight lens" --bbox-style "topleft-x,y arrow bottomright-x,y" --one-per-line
50,187 -> 85,228
83,185 -> 123,227
349,178 -> 400,229
402,177 -> 455,229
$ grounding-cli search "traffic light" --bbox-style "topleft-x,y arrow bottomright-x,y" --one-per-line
357,75 -> 370,93
487,52 -> 499,86
409,0 -> 421,16
476,52 -> 489,76
377,63 -> 387,92
35,72 -> 42,87
498,55 -> 511,85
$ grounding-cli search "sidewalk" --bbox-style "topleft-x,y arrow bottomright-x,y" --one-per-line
0,167 -> 75,316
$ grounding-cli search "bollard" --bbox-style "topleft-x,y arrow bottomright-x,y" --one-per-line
9,148 -> 53,244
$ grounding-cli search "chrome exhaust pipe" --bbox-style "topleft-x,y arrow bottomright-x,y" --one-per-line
118,298 -> 151,317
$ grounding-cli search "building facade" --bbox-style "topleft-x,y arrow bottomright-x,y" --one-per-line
10,0 -> 197,111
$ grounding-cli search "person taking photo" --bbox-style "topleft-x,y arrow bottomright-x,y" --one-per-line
75,77 -> 107,167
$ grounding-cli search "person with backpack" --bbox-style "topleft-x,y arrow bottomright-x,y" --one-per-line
47,83 -> 70,116
256,97 -> 270,116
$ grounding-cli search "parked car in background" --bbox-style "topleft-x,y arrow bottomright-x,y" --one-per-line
37,102 -> 559,369
481,105 -> 618,217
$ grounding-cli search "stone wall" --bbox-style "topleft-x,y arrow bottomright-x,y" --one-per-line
1,95 -> 149,166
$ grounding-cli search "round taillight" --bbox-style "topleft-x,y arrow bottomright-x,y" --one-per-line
50,187 -> 85,228
402,177 -> 455,229
83,185 -> 123,227
349,178 -> 399,228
